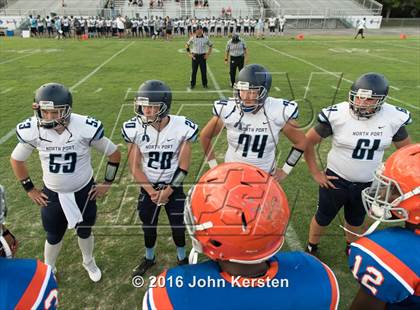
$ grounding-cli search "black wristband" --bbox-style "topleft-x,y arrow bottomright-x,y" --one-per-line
170,167 -> 188,190
21,177 -> 35,192
105,162 -> 120,183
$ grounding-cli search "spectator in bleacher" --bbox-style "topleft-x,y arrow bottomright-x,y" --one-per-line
226,6 -> 232,17
354,17 -> 366,39
225,33 -> 247,88
278,15 -> 286,36
221,7 -> 225,18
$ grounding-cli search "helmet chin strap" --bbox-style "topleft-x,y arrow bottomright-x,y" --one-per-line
188,249 -> 199,264
340,220 -> 382,238
0,235 -> 12,258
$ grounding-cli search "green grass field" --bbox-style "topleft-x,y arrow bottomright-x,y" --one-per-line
0,34 -> 419,309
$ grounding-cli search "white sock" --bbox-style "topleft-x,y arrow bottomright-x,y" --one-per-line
44,240 -> 63,269
78,235 -> 94,265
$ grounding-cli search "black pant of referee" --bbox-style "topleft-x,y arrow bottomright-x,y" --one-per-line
191,53 -> 208,88
229,55 -> 244,87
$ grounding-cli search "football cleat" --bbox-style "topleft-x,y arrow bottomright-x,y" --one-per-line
177,257 -> 189,266
83,258 -> 102,282
305,243 -> 319,257
132,257 -> 156,277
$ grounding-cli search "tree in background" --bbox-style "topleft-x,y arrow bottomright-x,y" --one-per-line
379,0 -> 420,19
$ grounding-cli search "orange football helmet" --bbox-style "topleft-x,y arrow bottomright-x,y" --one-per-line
184,163 -> 290,264
362,144 -> 420,225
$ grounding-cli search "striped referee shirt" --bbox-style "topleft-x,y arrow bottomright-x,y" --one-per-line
226,39 -> 246,57
186,35 -> 213,54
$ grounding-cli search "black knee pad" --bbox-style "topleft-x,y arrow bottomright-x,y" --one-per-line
344,213 -> 365,227
47,232 -> 65,245
76,227 -> 92,239
314,209 -> 334,227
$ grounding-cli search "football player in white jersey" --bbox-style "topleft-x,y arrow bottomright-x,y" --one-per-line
10,83 -> 121,282
121,80 -> 198,277
304,73 -> 412,256
200,64 -> 307,182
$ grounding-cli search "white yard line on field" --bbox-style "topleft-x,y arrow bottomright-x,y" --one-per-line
70,42 -> 134,91
1,42 -> 134,146
256,42 -> 419,111
1,87 -> 13,94
0,51 -> 40,65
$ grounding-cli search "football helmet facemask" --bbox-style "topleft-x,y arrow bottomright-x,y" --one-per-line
349,72 -> 388,119
234,64 -> 272,113
134,80 -> 172,124
362,144 -> 420,225
0,185 -> 18,258
33,83 -> 72,129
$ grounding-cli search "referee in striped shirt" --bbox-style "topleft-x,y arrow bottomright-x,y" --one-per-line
185,25 -> 213,89
224,34 -> 247,87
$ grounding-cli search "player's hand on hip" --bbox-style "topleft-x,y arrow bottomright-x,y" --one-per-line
27,188 -> 49,207
88,182 -> 111,200
272,168 -> 288,183
204,53 -> 209,60
313,171 -> 338,189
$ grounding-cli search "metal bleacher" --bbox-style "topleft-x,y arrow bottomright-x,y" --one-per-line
197,0 -> 261,18
1,0 -> 108,16
265,0 -> 382,17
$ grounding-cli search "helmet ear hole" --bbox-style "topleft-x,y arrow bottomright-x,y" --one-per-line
209,239 -> 222,247
241,212 -> 247,231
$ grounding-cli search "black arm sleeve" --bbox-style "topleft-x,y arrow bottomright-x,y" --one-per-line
314,122 -> 333,138
392,126 -> 409,142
